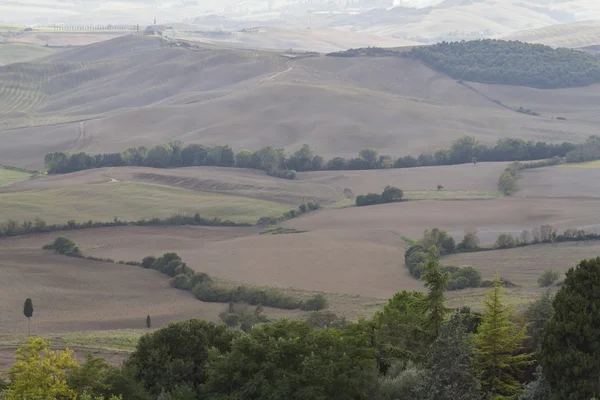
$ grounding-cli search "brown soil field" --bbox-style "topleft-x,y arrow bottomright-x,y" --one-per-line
443,241 -> 600,286
283,197 -> 600,243
2,226 -> 423,299
0,246 -> 225,336
1,36 -> 599,169
297,162 -> 508,195
516,165 -> 600,200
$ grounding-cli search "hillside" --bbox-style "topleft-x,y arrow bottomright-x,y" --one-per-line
504,21 -> 600,49
2,35 -> 600,169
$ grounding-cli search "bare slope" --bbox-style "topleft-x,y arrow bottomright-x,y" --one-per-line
517,164 -> 600,199
444,241 -> 600,286
4,226 -> 422,299
0,247 -> 224,335
2,35 -> 600,169
504,22 -> 600,49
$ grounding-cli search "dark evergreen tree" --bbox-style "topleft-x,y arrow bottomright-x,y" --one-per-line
541,257 -> 600,399
418,312 -> 481,400
23,298 -> 33,336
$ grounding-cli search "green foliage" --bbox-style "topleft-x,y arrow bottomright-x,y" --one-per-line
4,337 -> 79,400
474,276 -> 533,398
125,319 -> 239,396
68,353 -> 115,397
376,361 -> 425,400
541,257 -> 600,399
374,291 -> 428,365
495,233 -> 518,249
302,293 -> 328,311
306,311 -> 347,329
519,367 -> 552,400
218,303 -> 270,332
458,228 -> 480,251
566,135 -> 600,163
418,312 -> 481,400
421,228 -> 455,255
408,39 -> 600,89
356,186 -> 403,207
43,236 -> 82,257
23,298 -> 33,319
203,319 -> 377,400
537,270 -> 560,287
421,250 -> 450,338
523,290 -> 554,358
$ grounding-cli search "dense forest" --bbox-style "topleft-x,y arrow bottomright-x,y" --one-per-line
407,39 -> 600,89
44,136 -> 577,177
5,254 -> 600,399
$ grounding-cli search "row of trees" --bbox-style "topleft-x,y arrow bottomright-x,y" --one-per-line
44,136 -> 578,177
355,185 -> 403,207
0,200 -> 321,239
497,157 -> 562,195
565,135 -> 600,163
10,253 -> 600,399
407,39 -> 600,89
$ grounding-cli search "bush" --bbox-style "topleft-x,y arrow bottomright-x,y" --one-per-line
538,270 -> 560,287
306,311 -> 347,329
43,237 -> 82,257
495,233 -> 517,249
356,193 -> 382,207
170,274 -> 193,290
458,229 -> 480,251
301,294 -> 328,311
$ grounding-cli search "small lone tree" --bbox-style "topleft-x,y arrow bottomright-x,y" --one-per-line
146,315 -> 151,329
23,298 -> 33,336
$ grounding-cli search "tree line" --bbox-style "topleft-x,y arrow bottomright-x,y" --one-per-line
355,185 -> 404,207
407,39 -> 600,89
498,157 -> 562,195
42,237 -> 327,312
6,253 -> 600,399
0,202 -> 320,239
44,136 -> 577,177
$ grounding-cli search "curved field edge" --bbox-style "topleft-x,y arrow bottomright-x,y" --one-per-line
0,167 -> 31,187
0,181 -> 291,224
443,241 -> 600,286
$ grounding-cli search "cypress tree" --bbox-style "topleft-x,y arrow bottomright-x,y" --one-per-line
474,275 -> 532,398
23,298 -> 33,336
541,257 -> 600,399
146,315 -> 151,329
421,248 -> 450,339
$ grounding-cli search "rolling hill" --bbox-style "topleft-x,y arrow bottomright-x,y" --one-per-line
1,35 -> 600,169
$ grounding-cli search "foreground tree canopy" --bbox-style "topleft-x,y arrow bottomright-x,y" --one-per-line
408,39 -> 600,89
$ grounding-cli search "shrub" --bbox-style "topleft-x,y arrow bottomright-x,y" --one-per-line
170,274 -> 192,290
458,229 -> 480,251
381,185 -> 404,202
43,237 -> 82,257
447,276 -> 471,290
495,233 -> 517,249
306,311 -> 347,329
355,193 -> 382,207
538,270 -> 560,287
301,294 -> 328,311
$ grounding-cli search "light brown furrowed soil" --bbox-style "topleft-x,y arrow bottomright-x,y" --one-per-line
1,36 -> 599,169
444,241 -> 600,285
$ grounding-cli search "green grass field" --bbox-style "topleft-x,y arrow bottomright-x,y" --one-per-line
0,44 -> 59,66
403,190 -> 502,200
560,160 -> 600,169
0,182 -> 290,224
0,167 -> 31,187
